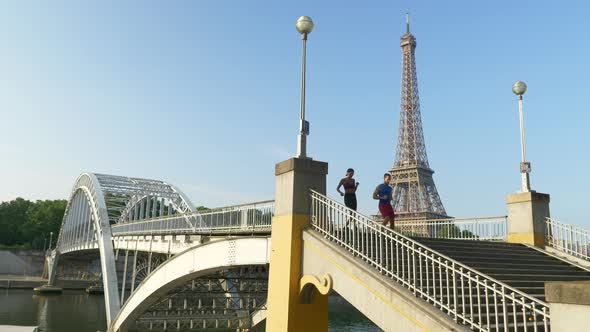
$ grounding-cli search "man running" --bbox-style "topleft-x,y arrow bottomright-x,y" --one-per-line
373,173 -> 395,229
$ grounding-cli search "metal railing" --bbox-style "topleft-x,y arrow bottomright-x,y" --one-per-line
546,218 -> 590,261
310,190 -> 549,332
397,216 -> 507,241
111,200 -> 274,236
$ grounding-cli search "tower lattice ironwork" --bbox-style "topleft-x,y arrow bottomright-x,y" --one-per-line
390,17 -> 449,220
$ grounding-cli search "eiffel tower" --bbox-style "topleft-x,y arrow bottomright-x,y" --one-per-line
390,15 -> 449,221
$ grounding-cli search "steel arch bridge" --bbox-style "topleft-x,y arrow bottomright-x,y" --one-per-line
48,172 -> 273,331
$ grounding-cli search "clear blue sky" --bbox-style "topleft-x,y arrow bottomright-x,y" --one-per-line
1,1 -> 589,226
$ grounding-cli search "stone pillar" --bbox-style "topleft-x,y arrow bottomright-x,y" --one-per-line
266,158 -> 329,331
505,191 -> 550,247
545,281 -> 590,331
34,251 -> 63,294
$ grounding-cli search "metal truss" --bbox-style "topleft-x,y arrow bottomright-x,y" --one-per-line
94,173 -> 194,224
52,172 -> 272,328
56,173 -> 196,254
111,200 -> 274,237
51,172 -> 196,324
130,266 -> 268,331
390,25 -> 448,220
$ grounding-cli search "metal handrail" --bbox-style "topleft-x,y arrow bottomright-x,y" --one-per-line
397,217 -> 507,241
197,200 -> 275,213
546,218 -> 590,261
111,200 -> 274,236
310,190 -> 549,332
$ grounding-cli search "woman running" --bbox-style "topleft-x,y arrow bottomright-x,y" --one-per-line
337,168 -> 359,211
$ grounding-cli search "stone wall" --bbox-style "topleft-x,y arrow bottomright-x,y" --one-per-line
0,250 -> 45,276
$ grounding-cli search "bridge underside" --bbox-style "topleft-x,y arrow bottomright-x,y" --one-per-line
50,240 -> 270,332
130,267 -> 268,331
111,237 -> 271,332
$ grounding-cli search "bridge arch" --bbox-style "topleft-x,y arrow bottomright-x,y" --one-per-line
111,237 -> 271,332
53,173 -> 121,324
52,172 -> 196,325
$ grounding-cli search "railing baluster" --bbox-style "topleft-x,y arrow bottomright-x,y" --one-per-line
475,275 -> 482,330
430,253 -> 435,303
521,297 -> 528,332
401,240 -> 406,280
412,243 -> 417,294
511,292 -> 517,332
425,251 -> 430,298
484,280 -> 490,331
418,247 -> 423,296
396,240 -> 400,278
492,284 -> 499,332
438,257 -> 443,310
452,263 -> 457,321
468,271 -> 474,329
542,306 -> 548,332
460,267 -> 466,324
445,260 -> 450,313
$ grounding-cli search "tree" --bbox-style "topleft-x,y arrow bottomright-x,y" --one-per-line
0,198 -> 33,246
0,198 -> 66,249
22,200 -> 67,249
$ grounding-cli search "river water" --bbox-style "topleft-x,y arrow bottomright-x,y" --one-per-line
0,290 -> 381,332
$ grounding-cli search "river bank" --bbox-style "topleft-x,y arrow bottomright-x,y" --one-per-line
0,276 -> 95,290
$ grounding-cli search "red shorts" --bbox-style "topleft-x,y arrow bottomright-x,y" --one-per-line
379,203 -> 395,218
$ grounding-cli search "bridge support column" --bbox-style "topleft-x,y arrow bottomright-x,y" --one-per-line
34,250 -> 63,294
546,281 -> 590,332
505,191 -> 550,247
267,158 -> 329,331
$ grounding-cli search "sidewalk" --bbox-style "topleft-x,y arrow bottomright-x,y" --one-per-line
0,326 -> 38,332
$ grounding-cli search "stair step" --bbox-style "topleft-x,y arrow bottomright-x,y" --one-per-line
412,237 -> 524,247
474,267 -> 590,275
450,260 -> 579,269
422,249 -> 553,259
485,273 -> 590,281
414,242 -> 538,252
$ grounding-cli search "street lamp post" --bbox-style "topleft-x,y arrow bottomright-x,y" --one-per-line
512,81 -> 531,192
49,231 -> 54,251
295,16 -> 314,159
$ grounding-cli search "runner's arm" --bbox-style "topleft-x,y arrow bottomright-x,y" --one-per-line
373,185 -> 381,200
336,179 -> 344,196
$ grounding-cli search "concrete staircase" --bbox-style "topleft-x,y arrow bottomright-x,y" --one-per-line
311,191 -> 590,331
413,238 -> 590,303
339,230 -> 558,331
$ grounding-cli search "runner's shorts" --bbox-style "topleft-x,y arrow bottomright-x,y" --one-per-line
378,203 -> 395,218
344,193 -> 357,211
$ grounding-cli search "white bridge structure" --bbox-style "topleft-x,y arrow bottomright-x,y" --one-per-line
48,173 -> 273,331
47,172 -> 590,332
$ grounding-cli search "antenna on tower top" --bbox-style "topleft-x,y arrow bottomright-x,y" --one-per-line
406,13 -> 410,33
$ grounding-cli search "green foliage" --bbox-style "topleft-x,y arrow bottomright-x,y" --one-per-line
0,198 -> 67,250
196,206 -> 209,211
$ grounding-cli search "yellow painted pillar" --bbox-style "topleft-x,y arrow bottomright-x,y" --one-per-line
506,191 -> 550,247
266,158 -> 329,331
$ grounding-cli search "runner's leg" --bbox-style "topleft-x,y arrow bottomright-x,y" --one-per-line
382,216 -> 390,227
